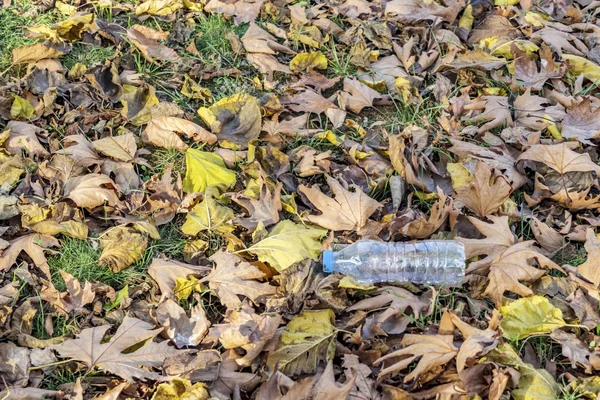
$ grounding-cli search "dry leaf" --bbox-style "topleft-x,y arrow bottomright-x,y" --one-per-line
156,299 -> 210,348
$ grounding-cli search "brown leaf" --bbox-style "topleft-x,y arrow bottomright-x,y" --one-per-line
203,251 -> 276,310
530,217 -> 563,254
401,189 -> 452,239
148,258 -> 210,301
561,98 -> 600,143
0,234 -> 59,278
0,342 -> 30,386
299,175 -> 381,232
375,335 -> 458,382
312,360 -> 356,400
578,229 -> 600,288
40,270 -> 95,314
484,241 -> 559,306
465,96 -> 513,134
514,44 -> 565,90
231,177 -> 282,231
4,121 -> 48,158
142,116 -> 217,152
241,22 -> 294,54
206,301 -> 281,367
342,354 -> 381,400
517,142 -> 600,175
92,133 -> 137,162
98,226 -> 148,273
63,174 -> 122,209
246,53 -> 291,78
127,26 -> 180,62
455,161 -> 512,217
204,0 -> 265,25
12,43 -> 64,64
52,316 -> 181,381
338,78 -> 382,113
156,299 -> 210,348
457,215 -> 516,274
384,0 -> 462,23
550,330 -> 592,373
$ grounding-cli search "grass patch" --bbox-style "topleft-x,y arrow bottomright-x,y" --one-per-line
553,242 -> 587,267
48,237 -> 147,291
516,335 -> 563,367
192,14 -> 247,69
146,147 -> 186,179
61,43 -> 116,69
0,1 -> 60,71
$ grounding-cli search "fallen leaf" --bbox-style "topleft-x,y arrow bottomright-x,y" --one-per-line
375,335 -> 458,382
449,160 -> 512,217
289,51 -> 328,73
10,96 -> 35,120
197,93 -> 262,148
127,25 -> 181,63
182,185 -> 235,235
52,316 -> 181,381
151,378 -> 209,400
578,229 -> 600,288
299,175 -> 381,231
92,133 -> 137,162
202,251 -> 276,310
514,44 -> 564,90
550,330 -> 592,372
4,121 -> 48,158
143,116 -> 217,152
182,148 -> 237,194
135,0 -> 183,16
338,78 -> 382,113
561,99 -> 600,143
401,189 -> 453,238
499,296 -> 568,340
40,270 -> 95,314
517,143 -> 600,175
245,220 -> 326,271
98,226 -> 148,273
156,299 -> 210,348
148,259 -> 209,301
63,174 -> 121,209
12,43 -> 64,64
0,234 -> 59,278
230,177 -> 282,231
266,309 -> 337,375
120,84 -> 160,126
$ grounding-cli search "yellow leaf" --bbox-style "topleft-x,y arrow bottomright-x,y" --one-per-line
0,152 -> 25,186
480,37 -> 539,59
183,239 -> 208,262
181,185 -> 234,235
135,0 -> 183,15
26,25 -> 60,42
488,344 -> 559,400
494,0 -> 519,4
182,0 -> 203,11
10,96 -> 35,120
181,75 -> 212,101
12,43 -> 64,64
98,226 -> 148,273
266,309 -> 337,374
152,378 -> 209,400
458,4 -> 473,30
447,161 -> 472,189
563,54 -> 600,83
68,63 -> 87,80
120,84 -> 159,126
245,220 -> 326,271
289,51 -> 328,73
313,130 -> 342,145
197,93 -> 262,147
55,1 -> 77,15
499,296 -> 567,340
182,148 -> 237,194
173,276 -> 202,300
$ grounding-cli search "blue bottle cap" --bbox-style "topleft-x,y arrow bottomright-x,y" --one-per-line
322,250 -> 334,273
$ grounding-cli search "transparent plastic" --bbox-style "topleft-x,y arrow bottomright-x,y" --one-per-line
322,240 -> 465,285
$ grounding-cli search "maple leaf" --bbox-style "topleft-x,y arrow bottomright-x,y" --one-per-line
40,270 -> 95,315
298,175 -> 381,231
98,226 -> 148,273
52,316 -> 181,381
230,177 -> 282,231
401,189 -> 453,238
518,143 -> 600,175
457,215 -> 516,274
202,251 -> 276,310
0,234 -> 59,278
181,185 -> 235,235
63,174 -> 122,209
465,96 -> 513,134
577,229 -> 600,288
483,242 -> 560,307
513,44 -> 565,90
148,259 -> 210,301
91,133 -> 137,162
266,309 -> 337,375
245,220 -> 326,271
375,334 -> 458,382
337,78 -> 382,113
561,98 -> 600,144
156,299 -> 210,348
449,160 -> 512,217
207,301 -> 281,367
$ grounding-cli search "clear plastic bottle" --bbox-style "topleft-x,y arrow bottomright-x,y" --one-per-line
322,240 -> 465,285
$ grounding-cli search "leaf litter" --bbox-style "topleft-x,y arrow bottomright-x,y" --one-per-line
1,0 -> 600,399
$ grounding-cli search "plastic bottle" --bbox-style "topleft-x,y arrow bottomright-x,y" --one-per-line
322,240 -> 465,285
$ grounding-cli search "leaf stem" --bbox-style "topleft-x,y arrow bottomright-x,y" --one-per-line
28,358 -> 74,370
